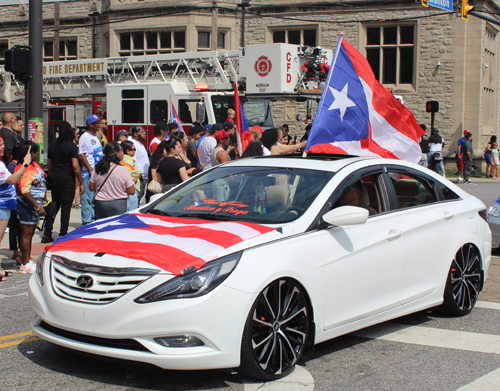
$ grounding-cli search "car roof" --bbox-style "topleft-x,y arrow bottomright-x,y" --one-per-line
226,153 -> 365,171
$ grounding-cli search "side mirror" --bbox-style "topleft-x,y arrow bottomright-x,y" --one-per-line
322,206 -> 369,227
196,101 -> 206,123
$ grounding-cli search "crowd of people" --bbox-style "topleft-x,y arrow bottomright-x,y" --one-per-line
0,110 -> 308,281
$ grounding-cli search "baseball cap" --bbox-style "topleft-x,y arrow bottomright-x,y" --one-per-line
117,129 -> 130,137
210,123 -> 224,134
86,114 -> 101,126
252,125 -> 264,133
223,121 -> 235,131
204,124 -> 213,132
215,129 -> 230,141
464,129 -> 470,134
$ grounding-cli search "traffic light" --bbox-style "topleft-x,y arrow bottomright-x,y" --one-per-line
426,101 -> 439,113
4,45 -> 30,77
462,0 -> 474,20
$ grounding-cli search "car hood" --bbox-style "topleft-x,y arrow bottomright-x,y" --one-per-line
45,213 -> 282,275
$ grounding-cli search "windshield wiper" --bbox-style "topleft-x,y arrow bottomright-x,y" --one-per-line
176,213 -> 241,221
147,209 -> 173,217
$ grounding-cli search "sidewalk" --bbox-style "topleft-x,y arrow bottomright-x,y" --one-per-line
0,205 -> 83,272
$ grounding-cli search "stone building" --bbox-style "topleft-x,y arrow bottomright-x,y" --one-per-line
0,0 -> 499,164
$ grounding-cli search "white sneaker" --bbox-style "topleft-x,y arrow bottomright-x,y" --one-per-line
457,176 -> 462,182
20,260 -> 36,274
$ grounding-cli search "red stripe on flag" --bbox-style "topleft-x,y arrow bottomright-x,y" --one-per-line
134,214 -> 275,235
342,40 -> 424,142
49,238 -> 207,275
308,144 -> 349,155
135,225 -> 245,248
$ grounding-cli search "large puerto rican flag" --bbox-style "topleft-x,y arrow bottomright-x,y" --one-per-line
305,35 -> 424,163
46,213 -> 275,275
234,82 -> 252,157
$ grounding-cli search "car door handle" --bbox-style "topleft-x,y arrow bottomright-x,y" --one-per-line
443,212 -> 455,221
386,229 -> 402,240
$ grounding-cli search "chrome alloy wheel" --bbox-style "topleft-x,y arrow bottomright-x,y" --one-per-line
243,279 -> 309,379
450,244 -> 482,312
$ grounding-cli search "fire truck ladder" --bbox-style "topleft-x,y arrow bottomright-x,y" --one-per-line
1,49 -> 242,101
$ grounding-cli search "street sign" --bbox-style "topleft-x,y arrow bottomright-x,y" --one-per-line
421,0 -> 453,12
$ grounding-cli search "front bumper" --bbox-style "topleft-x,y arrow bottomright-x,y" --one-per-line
29,269 -> 253,370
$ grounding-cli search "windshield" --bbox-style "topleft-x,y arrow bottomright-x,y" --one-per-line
146,166 -> 334,224
211,96 -> 274,127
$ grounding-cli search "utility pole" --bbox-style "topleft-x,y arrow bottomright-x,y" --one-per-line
54,2 -> 60,61
89,1 -> 99,58
237,1 -> 250,49
211,0 -> 218,50
28,0 -> 43,151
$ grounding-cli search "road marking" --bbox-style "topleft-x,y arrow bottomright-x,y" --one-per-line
0,292 -> 28,299
476,301 -> 500,310
353,323 -> 500,354
0,331 -> 33,341
242,365 -> 314,391
0,283 -> 29,292
0,336 -> 40,348
456,368 -> 500,390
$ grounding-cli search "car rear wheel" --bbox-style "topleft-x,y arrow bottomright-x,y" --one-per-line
239,278 -> 310,381
440,243 -> 482,316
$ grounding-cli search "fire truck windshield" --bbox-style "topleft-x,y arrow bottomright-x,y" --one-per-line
211,96 -> 274,128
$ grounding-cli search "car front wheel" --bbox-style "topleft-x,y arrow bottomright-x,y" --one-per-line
239,278 -> 310,381
440,243 -> 482,316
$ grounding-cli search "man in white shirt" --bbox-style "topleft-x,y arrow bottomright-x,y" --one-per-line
198,123 -> 222,170
79,114 -> 104,224
129,126 -> 149,201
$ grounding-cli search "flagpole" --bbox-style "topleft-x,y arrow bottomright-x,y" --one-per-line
314,33 -> 344,121
303,33 -> 344,158
169,94 -> 173,124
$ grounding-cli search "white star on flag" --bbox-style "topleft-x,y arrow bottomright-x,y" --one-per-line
328,83 -> 356,120
88,220 -> 127,231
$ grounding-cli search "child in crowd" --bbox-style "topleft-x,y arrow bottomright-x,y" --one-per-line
492,142 -> 499,179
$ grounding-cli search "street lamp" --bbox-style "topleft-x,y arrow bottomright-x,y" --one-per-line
88,1 -> 99,59
237,1 -> 251,49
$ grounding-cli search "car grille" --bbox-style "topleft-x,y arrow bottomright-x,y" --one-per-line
39,321 -> 150,352
50,256 -> 157,304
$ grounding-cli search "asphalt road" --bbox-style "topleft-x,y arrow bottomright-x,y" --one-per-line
1,181 -> 499,391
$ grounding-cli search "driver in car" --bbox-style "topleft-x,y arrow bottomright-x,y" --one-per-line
337,182 -> 377,216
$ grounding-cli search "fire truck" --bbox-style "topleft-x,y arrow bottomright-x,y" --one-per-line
1,43 -> 333,153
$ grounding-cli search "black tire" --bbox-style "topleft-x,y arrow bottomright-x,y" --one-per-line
239,278 -> 310,381
440,243 -> 482,316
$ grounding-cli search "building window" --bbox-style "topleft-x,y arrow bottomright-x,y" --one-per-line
365,25 -> 415,86
0,41 -> 8,65
119,31 -> 186,56
198,31 -> 226,49
272,28 -> 317,46
43,39 -> 78,61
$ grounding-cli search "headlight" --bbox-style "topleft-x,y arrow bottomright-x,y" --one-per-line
135,251 -> 242,303
488,201 -> 500,218
36,250 -> 47,286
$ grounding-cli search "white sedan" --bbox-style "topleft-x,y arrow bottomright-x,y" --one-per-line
29,155 -> 491,381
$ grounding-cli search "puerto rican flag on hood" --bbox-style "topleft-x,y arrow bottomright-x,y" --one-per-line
305,35 -> 424,163
46,213 -> 275,275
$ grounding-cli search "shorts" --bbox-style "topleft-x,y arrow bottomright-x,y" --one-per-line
0,208 -> 11,220
457,154 -> 464,170
17,199 -> 41,226
485,152 -> 492,165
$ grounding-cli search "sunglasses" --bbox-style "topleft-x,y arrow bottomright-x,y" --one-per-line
130,148 -> 136,151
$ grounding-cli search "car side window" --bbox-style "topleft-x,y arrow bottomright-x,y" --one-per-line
331,173 -> 387,217
434,181 -> 461,201
386,171 -> 437,210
